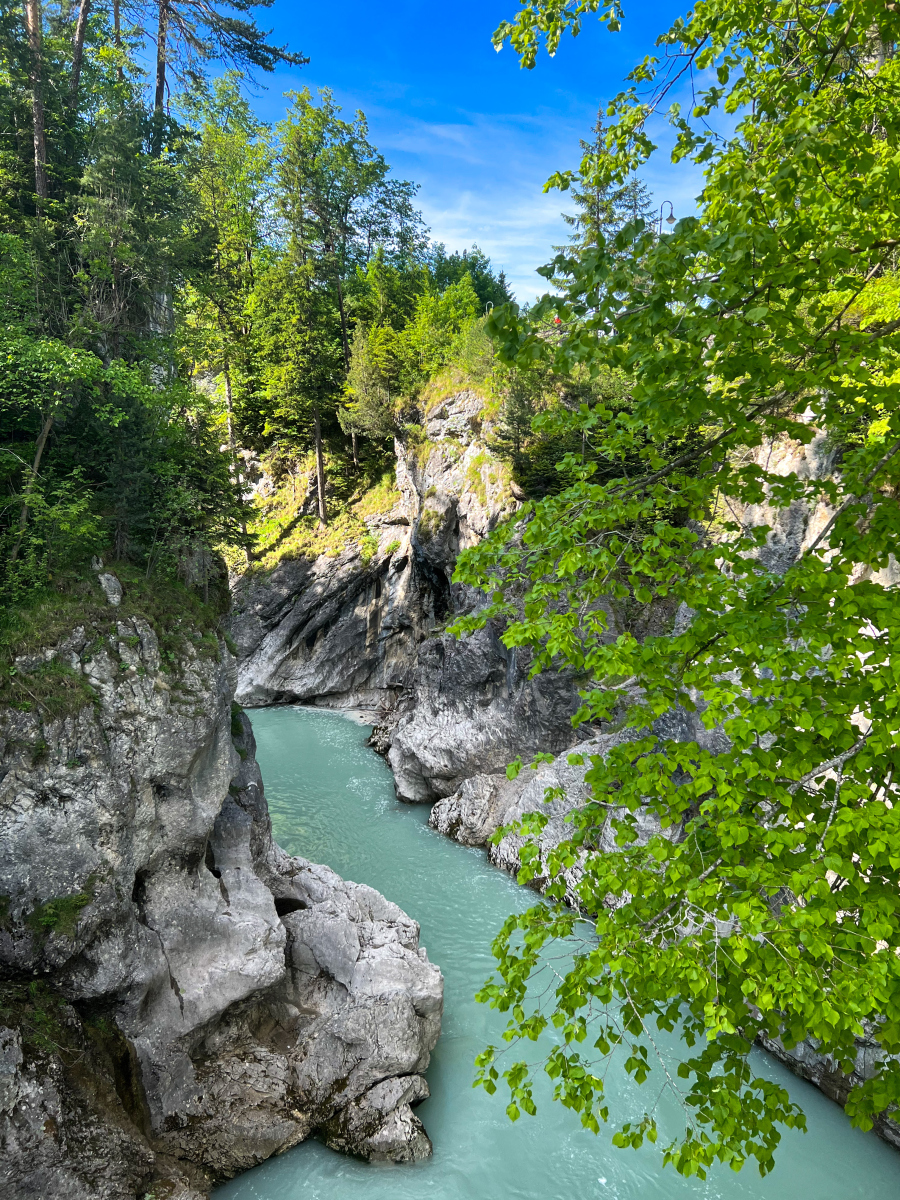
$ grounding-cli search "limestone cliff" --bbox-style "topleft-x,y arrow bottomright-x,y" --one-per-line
0,590 -> 442,1199
230,389 -> 587,801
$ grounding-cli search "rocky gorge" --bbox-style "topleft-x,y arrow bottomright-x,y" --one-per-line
2,387 -> 897,1200
0,594 -> 442,1198
230,390 -> 593,801
230,389 -> 900,1152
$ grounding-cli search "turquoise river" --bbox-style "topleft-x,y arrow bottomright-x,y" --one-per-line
215,706 -> 899,1200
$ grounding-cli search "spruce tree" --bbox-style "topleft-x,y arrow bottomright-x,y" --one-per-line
555,108 -> 654,280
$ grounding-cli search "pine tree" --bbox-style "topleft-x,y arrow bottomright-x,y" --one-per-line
555,108 -> 654,272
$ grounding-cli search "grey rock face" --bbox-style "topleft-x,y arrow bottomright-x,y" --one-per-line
386,624 -> 583,803
758,1026 -> 900,1149
725,426 -> 899,584
230,538 -> 423,715
0,993 -> 188,1200
319,1074 -> 432,1162
0,622 -> 442,1198
229,389 -> 586,798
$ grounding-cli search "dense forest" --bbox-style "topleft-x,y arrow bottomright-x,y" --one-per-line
0,0 -> 513,618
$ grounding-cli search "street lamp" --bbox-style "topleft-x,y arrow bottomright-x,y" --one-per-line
658,201 -> 676,235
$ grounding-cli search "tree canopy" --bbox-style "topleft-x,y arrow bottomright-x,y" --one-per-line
457,0 -> 900,1178
554,107 -> 654,267
0,6 -> 510,611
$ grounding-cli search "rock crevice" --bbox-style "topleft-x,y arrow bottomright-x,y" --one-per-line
230,390 -> 587,799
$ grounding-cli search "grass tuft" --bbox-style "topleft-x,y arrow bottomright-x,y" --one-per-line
0,980 -> 70,1055
417,507 -> 444,541
25,878 -> 97,941
0,658 -> 97,718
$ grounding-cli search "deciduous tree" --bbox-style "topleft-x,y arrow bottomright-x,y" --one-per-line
462,0 -> 900,1177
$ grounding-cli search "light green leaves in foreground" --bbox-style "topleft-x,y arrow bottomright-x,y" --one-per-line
461,0 -> 900,1178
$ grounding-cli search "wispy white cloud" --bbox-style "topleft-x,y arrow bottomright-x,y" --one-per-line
261,67 -> 714,303
360,91 -> 712,301
419,191 -> 570,303
367,105 -> 594,300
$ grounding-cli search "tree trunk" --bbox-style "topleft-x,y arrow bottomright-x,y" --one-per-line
9,412 -> 54,566
334,271 -> 350,368
152,0 -> 169,153
154,0 -> 169,110
224,367 -> 252,566
24,0 -> 48,205
313,402 -> 328,523
113,0 -> 122,80
70,0 -> 91,101
351,429 -> 358,471
224,363 -> 235,448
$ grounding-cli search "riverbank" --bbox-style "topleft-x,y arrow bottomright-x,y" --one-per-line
215,707 -> 900,1200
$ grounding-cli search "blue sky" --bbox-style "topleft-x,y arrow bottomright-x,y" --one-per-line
251,0 -> 704,301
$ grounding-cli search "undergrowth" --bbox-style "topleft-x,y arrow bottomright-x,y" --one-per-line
0,980 -> 72,1057
244,464 -> 401,573
419,320 -> 496,412
0,659 -> 98,719
0,566 -> 227,718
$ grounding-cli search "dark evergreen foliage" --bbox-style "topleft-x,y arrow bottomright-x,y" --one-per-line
428,243 -> 512,310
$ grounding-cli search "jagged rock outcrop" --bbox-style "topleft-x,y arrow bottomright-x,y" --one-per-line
0,597 -> 442,1199
758,1026 -> 900,1150
726,424 -> 900,585
385,620 -> 585,803
429,702 -> 730,897
228,537 -> 422,715
230,389 -> 587,797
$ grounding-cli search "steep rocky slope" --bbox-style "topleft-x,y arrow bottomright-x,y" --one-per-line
230,390 -> 588,801
0,582 -> 442,1199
